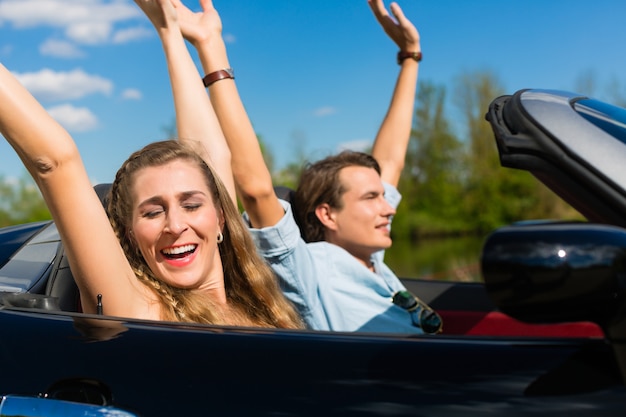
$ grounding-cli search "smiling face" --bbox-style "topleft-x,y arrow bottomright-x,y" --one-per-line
320,165 -> 396,265
129,159 -> 224,291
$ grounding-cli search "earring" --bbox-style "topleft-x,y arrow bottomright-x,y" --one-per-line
217,232 -> 224,243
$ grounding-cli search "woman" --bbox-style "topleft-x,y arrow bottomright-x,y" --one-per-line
0,0 -> 302,328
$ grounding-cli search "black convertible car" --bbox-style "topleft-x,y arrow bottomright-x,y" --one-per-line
1,89 -> 626,416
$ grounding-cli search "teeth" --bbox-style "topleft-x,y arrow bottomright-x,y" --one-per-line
162,244 -> 196,255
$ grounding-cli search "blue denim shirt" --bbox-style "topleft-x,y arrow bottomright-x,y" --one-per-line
246,184 -> 422,334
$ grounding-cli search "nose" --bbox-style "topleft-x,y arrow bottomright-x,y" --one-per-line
382,198 -> 396,218
164,208 -> 188,235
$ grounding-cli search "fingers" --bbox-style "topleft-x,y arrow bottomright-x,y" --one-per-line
134,0 -> 177,25
390,2 -> 419,37
368,0 -> 419,51
200,0 -> 215,12
389,2 -> 406,25
368,0 -> 391,24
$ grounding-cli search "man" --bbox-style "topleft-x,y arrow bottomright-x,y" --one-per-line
177,0 -> 438,333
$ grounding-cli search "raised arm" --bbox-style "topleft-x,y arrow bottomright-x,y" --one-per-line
368,0 -> 420,188
0,64 -> 143,317
135,0 -> 236,206
173,0 -> 284,228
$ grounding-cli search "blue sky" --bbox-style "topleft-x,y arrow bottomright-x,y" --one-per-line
1,0 -> 626,185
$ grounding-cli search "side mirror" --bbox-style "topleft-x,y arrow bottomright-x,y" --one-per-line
481,221 -> 626,327
481,221 -> 626,384
0,395 -> 138,417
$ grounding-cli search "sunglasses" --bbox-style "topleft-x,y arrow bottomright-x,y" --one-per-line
392,290 -> 443,334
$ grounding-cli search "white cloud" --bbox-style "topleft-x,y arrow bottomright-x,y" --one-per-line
121,88 -> 142,100
0,0 -> 142,45
112,26 -> 152,44
39,39 -> 84,58
337,139 -> 372,153
2,176 -> 19,187
47,103 -> 99,132
223,33 -> 236,44
14,68 -> 113,101
66,21 -> 112,45
313,106 -> 337,117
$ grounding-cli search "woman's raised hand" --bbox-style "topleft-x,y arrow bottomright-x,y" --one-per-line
171,0 -> 222,46
367,0 -> 420,52
134,0 -> 179,31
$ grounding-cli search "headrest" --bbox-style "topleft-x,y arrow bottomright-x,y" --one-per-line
274,186 -> 296,203
93,183 -> 112,211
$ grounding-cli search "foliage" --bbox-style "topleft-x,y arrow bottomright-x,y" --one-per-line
270,129 -> 311,190
390,70 -> 583,238
394,81 -> 468,239
0,173 -> 51,227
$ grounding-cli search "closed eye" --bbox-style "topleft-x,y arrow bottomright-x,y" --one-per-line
183,204 -> 201,212
142,208 -> 164,219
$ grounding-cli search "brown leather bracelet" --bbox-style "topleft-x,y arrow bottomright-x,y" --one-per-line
397,51 -> 422,65
202,68 -> 235,87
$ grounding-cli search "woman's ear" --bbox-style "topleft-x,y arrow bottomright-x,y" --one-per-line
315,203 -> 338,231
217,209 -> 226,233
218,209 -> 225,232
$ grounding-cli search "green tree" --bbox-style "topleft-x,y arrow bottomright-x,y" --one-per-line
605,76 -> 626,108
271,129 -> 308,190
396,81 -> 466,238
0,173 -> 51,227
455,70 -> 544,230
455,70 -> 580,231
258,133 -> 275,175
574,69 -> 598,97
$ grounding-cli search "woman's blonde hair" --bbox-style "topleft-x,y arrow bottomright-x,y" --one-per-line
108,140 -> 302,329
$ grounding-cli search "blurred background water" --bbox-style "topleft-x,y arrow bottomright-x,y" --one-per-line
385,235 -> 487,282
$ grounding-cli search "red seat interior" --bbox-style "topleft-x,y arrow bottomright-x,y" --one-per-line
438,310 -> 604,338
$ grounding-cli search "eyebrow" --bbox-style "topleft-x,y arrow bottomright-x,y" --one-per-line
361,188 -> 384,198
137,190 -> 207,208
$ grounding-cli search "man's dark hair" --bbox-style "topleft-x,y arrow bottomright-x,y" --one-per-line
293,151 -> 380,242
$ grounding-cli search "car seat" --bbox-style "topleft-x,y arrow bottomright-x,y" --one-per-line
44,183 -> 112,312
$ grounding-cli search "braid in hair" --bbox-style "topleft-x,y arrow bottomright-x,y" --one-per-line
108,140 -> 302,328
108,142 -> 183,321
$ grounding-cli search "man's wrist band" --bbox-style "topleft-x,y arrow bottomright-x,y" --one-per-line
397,51 -> 422,65
202,68 -> 235,87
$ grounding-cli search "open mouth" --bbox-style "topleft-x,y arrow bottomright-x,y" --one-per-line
161,244 -> 197,259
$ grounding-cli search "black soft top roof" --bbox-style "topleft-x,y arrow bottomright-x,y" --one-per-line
486,89 -> 626,227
